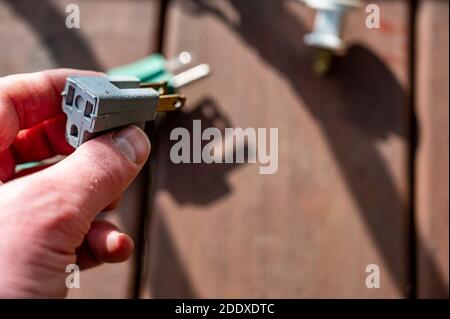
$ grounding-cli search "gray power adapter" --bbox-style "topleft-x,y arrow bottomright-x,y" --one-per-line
61,75 -> 185,148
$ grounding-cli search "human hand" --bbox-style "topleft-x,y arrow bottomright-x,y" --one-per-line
0,69 -> 151,298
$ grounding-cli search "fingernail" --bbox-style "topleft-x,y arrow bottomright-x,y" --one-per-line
112,126 -> 150,164
106,231 -> 121,252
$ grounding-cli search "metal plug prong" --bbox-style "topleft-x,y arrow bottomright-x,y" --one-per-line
157,94 -> 186,112
165,51 -> 193,73
172,64 -> 211,89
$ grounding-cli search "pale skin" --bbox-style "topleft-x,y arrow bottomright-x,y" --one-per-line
0,69 -> 151,298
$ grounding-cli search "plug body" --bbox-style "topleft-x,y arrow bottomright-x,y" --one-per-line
62,75 -> 159,148
108,54 -> 168,85
107,52 -> 210,93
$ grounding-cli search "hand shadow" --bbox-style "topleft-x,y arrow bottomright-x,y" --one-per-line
146,98 -> 249,298
153,97 -> 248,205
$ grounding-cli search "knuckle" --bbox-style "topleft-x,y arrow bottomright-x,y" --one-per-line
37,194 -> 89,238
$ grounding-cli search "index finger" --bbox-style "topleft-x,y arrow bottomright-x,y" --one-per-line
0,68 -> 103,152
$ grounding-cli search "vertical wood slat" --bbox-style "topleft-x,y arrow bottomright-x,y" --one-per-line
416,0 -> 449,298
141,0 -> 412,298
0,0 -> 161,298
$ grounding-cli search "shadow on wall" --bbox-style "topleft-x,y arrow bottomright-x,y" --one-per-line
2,0 -> 102,70
154,97 -> 246,205
145,97 -> 247,297
7,0 -> 446,298
146,205 -> 198,298
147,0 -> 447,298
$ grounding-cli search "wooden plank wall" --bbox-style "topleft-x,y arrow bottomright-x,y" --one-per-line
0,0 -> 161,298
141,0 -> 412,298
1,0 -> 448,299
416,0 -> 449,299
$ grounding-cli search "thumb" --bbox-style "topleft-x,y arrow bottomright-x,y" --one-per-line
0,125 -> 150,293
33,125 -> 150,222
